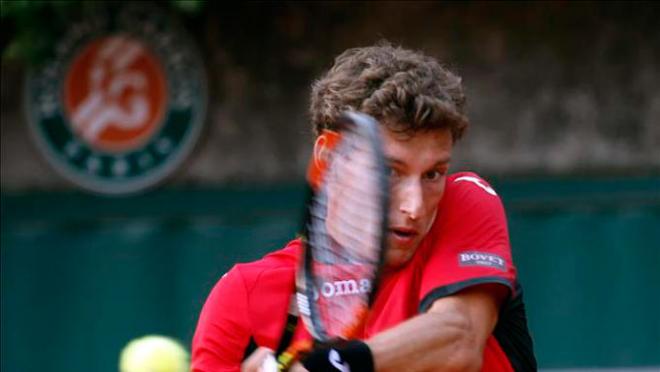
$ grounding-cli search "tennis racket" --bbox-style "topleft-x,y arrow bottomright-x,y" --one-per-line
269,111 -> 390,371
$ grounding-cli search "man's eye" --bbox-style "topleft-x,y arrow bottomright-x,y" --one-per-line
388,167 -> 401,179
424,170 -> 445,181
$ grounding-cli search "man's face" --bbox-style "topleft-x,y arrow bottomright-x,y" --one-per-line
383,127 -> 453,268
314,126 -> 453,268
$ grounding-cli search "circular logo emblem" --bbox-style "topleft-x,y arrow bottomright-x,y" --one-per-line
26,4 -> 206,195
63,36 -> 168,153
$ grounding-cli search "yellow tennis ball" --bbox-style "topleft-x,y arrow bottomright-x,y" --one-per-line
119,335 -> 189,372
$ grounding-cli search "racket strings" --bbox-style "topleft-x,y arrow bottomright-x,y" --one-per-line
317,132 -> 385,259
307,126 -> 386,339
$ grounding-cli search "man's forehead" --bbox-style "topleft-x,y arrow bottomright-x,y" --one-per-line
380,125 -> 452,141
381,127 -> 453,150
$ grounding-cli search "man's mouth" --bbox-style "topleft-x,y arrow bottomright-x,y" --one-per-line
389,227 -> 418,241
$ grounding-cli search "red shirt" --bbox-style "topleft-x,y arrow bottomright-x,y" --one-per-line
192,172 -> 536,371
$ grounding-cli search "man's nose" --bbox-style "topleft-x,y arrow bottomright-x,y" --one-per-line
398,178 -> 423,220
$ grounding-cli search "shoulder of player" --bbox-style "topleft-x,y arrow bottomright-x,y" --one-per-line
434,172 -> 505,225
445,171 -> 499,200
224,238 -> 300,291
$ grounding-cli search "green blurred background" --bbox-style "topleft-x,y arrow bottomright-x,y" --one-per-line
2,1 -> 659,371
3,179 -> 659,371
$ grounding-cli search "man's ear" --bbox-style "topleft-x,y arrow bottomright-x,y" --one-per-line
313,130 -> 341,168
308,130 -> 340,189
313,134 -> 330,170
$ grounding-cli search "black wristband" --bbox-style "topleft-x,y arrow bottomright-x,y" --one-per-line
301,340 -> 374,372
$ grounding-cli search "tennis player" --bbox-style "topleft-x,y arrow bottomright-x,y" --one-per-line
192,42 -> 537,372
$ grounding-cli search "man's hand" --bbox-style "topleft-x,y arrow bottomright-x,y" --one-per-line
241,347 -> 276,372
288,362 -> 309,372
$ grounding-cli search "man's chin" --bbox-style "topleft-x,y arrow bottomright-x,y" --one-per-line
384,247 -> 417,269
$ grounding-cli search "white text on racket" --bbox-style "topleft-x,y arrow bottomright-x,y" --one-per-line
316,279 -> 371,299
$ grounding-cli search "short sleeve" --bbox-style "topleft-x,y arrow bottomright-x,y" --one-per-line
192,266 -> 251,372
419,173 -> 517,312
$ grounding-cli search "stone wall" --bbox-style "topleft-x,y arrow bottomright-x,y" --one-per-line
2,2 -> 659,190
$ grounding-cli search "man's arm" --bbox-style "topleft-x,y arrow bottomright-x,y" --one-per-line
367,283 -> 507,372
289,283 -> 507,372
192,268 -> 252,372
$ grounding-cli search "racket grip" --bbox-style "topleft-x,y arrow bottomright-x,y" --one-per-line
275,309 -> 367,371
276,340 -> 313,371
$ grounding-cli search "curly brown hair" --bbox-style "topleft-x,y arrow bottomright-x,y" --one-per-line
310,42 -> 468,142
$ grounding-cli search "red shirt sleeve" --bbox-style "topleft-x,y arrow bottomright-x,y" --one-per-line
191,242 -> 302,371
192,266 -> 250,372
418,172 -> 517,312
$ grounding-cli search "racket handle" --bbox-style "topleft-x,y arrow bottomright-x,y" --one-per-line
275,340 -> 313,371
273,307 -> 369,370
274,309 -> 367,372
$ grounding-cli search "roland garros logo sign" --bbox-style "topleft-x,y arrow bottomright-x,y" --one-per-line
26,4 -> 206,194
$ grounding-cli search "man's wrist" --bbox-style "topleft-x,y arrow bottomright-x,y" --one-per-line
301,340 -> 374,372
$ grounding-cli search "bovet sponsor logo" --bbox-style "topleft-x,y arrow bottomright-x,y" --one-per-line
458,251 -> 506,271
312,278 -> 371,299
